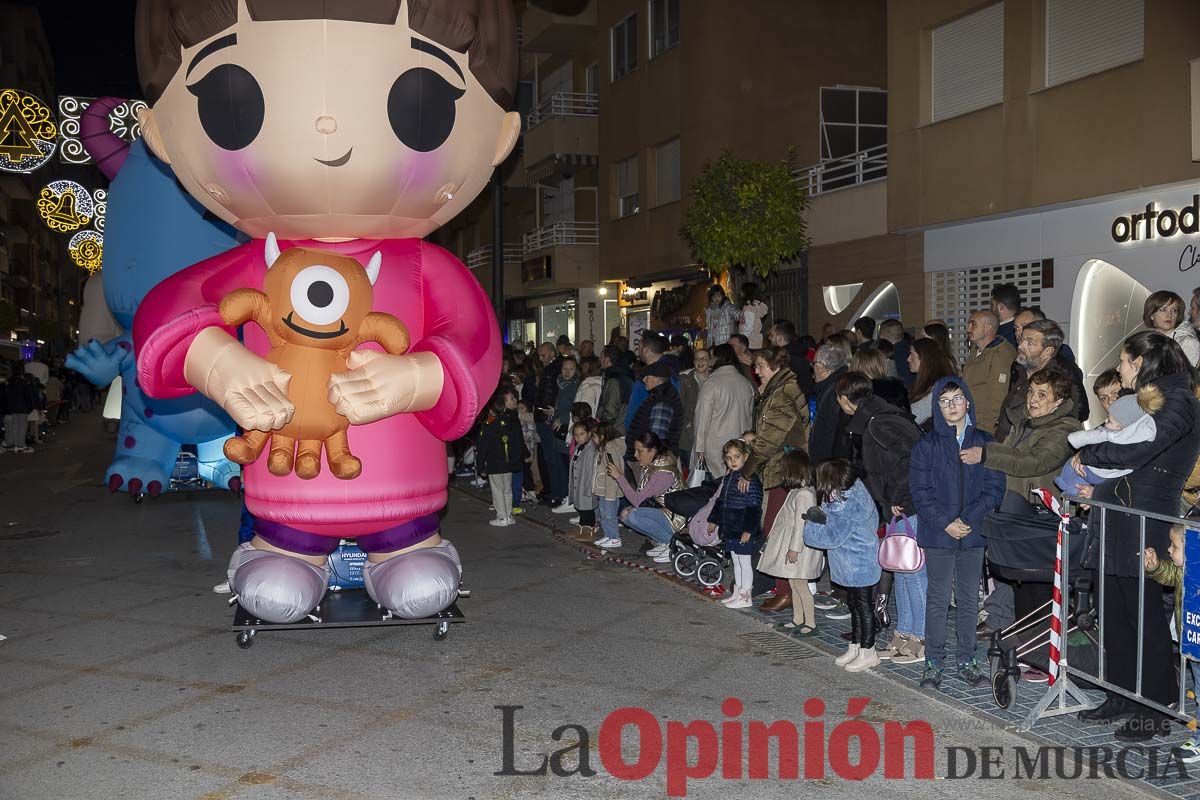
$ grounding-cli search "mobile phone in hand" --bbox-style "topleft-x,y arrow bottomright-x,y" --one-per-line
606,454 -> 615,466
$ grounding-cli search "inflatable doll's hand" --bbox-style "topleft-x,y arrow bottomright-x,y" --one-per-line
328,349 -> 444,426
67,339 -> 130,387
185,328 -> 294,432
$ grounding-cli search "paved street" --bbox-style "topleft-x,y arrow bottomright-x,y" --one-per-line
0,414 -> 1177,799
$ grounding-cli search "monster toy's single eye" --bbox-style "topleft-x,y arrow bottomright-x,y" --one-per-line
289,265 -> 350,326
388,68 -> 464,152
187,64 -> 265,151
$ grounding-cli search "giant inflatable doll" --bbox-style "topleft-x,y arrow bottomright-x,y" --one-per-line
132,0 -> 517,623
66,97 -> 242,496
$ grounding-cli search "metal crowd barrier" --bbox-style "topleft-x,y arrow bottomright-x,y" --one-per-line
1022,493 -> 1193,732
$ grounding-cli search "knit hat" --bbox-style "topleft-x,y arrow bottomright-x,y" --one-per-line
641,361 -> 673,380
1108,394 -> 1143,428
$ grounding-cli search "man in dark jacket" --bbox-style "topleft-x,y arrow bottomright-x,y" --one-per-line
769,320 -> 815,395
994,319 -> 1088,441
3,371 -> 34,451
626,361 -> 684,459
534,341 -> 565,504
808,343 -> 850,463
597,345 -> 633,433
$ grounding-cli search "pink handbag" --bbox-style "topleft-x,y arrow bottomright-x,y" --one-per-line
878,515 -> 925,573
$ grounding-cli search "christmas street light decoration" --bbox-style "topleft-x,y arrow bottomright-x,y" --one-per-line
68,229 -> 103,273
0,89 -> 57,173
92,188 -> 107,233
37,179 -> 94,232
57,96 -> 147,166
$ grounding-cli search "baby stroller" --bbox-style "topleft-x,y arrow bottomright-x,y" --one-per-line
982,491 -> 1099,709
663,480 -> 729,589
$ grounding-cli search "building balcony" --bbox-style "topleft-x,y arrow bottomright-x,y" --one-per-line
521,1 -> 595,54
466,243 -> 524,271
793,143 -> 887,198
521,221 -> 599,288
523,93 -> 599,184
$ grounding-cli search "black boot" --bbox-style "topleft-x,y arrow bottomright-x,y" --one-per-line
1078,695 -> 1135,722
1114,712 -> 1172,742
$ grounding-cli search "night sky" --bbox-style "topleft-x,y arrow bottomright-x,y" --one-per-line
31,0 -> 141,99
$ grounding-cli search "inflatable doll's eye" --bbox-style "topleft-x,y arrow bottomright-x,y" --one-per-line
187,64 -> 265,151
388,68 -> 465,153
290,266 -> 350,326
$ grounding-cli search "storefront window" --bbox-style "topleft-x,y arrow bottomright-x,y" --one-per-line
540,300 -> 576,345
508,319 -> 536,349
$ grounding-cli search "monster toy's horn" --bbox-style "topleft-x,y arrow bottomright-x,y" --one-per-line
365,251 -> 381,286
265,232 -> 281,268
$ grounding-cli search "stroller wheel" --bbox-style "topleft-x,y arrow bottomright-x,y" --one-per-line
673,550 -> 699,578
992,670 -> 1017,709
696,559 -> 724,587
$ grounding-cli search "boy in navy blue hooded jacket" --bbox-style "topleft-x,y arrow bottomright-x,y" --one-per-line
909,377 -> 1005,689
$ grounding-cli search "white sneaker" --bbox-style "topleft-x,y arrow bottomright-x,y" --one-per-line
598,538 -> 623,549
488,516 -> 514,527
653,551 -> 672,563
719,591 -> 740,605
212,580 -> 231,594
647,543 -> 668,557
568,516 -> 580,524
593,534 -> 609,545
725,591 -> 753,609
552,502 -> 576,514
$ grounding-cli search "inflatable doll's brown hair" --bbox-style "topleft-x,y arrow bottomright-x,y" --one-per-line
136,0 -> 518,109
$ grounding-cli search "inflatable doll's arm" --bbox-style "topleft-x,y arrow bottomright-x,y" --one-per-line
220,288 -> 283,349
134,244 -> 260,399
407,243 -> 502,440
356,312 -> 410,355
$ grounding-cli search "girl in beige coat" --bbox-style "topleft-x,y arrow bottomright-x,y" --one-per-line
758,450 -> 825,636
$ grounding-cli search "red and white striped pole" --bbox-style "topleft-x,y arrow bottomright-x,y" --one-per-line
1037,488 -> 1067,687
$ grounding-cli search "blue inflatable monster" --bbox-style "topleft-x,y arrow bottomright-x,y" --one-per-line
66,97 -> 242,497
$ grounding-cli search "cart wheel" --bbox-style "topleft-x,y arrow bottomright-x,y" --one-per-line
673,550 -> 698,578
434,621 -> 450,641
236,630 -> 255,649
696,560 -> 723,587
992,670 -> 1017,709
989,653 -> 1001,683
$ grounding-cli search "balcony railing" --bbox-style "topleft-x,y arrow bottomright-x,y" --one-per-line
523,221 -> 599,256
793,143 -> 887,197
526,92 -> 599,129
465,244 -> 523,271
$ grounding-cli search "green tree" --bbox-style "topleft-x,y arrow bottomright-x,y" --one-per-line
680,150 -> 809,278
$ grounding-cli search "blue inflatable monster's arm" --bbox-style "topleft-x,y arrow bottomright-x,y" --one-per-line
66,337 -> 131,388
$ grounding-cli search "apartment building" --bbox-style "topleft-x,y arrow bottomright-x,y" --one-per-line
0,2 -> 85,358
438,0 -> 892,347
884,0 -> 1200,411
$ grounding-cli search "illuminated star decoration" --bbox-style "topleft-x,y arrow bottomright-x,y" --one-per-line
0,89 -> 57,173
68,230 -> 103,273
37,180 -> 95,232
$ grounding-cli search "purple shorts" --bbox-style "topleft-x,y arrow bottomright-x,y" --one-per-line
254,514 -> 441,556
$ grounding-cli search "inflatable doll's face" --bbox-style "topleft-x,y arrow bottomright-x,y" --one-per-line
141,5 -> 520,241
263,243 -> 377,349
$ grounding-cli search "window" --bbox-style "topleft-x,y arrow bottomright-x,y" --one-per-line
654,138 -> 680,206
649,0 -> 679,58
616,155 -> 639,218
929,260 -> 1043,364
931,3 -> 1004,123
1046,0 -> 1143,88
611,14 -> 637,81
819,87 -> 887,160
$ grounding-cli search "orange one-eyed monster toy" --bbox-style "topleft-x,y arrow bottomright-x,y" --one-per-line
219,233 -> 409,480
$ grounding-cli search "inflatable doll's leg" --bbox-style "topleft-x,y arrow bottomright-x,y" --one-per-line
106,409 -> 176,497
196,435 -> 242,491
227,542 -> 329,624
363,538 -> 462,619
295,439 -> 322,480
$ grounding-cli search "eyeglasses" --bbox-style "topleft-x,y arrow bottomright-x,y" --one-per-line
937,395 -> 967,408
